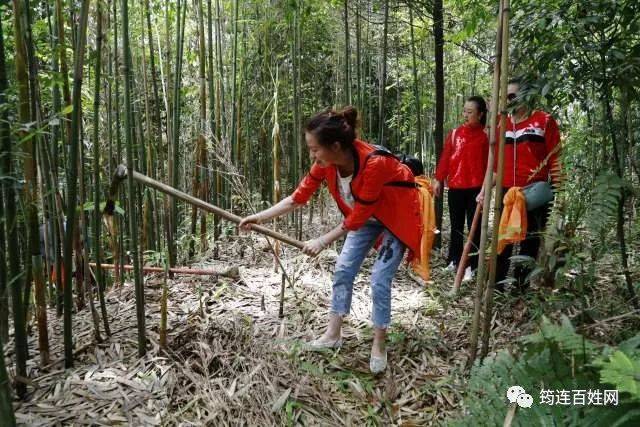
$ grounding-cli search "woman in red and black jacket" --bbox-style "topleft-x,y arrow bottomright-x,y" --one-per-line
432,96 -> 488,281
239,107 -> 421,374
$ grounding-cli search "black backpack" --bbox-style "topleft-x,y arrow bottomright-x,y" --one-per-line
366,145 -> 425,177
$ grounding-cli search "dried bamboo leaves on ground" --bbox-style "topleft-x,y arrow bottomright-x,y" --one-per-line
9,232 -> 539,426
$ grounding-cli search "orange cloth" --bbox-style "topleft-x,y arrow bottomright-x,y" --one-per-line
497,187 -> 527,254
50,264 -> 66,288
411,176 -> 438,281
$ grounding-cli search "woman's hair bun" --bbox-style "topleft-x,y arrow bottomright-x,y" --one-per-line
338,105 -> 359,129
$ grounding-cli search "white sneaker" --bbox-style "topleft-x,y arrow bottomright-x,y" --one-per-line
444,262 -> 456,272
306,337 -> 343,351
370,350 -> 387,374
462,266 -> 474,283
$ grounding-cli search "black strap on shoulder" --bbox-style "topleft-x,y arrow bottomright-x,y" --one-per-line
308,171 -> 323,181
365,145 -> 396,163
385,181 -> 419,188
352,194 -> 378,205
362,145 -> 417,189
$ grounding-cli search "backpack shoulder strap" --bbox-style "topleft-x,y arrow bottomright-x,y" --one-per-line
362,144 -> 418,188
365,145 -> 396,162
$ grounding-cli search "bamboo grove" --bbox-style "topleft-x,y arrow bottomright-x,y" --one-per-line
1,0 -> 640,421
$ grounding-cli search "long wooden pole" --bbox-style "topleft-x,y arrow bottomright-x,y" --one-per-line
481,0 -> 511,359
109,165 -> 304,250
91,263 -> 238,277
467,0 -> 504,368
452,202 -> 482,293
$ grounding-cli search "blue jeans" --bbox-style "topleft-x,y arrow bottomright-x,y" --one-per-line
331,222 -> 406,329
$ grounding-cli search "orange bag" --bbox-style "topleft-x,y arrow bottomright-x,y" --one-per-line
411,176 -> 438,281
497,187 -> 527,254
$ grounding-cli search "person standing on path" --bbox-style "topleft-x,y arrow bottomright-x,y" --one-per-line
477,78 -> 562,292
433,96 -> 489,282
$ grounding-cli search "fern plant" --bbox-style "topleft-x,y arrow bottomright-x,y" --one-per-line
450,316 -> 640,426
587,171 -> 623,247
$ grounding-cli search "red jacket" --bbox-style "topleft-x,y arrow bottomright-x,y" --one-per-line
495,110 -> 561,187
435,123 -> 488,189
291,139 -> 422,259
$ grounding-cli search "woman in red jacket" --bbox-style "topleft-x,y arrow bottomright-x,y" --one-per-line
239,106 -> 421,374
432,96 -> 488,281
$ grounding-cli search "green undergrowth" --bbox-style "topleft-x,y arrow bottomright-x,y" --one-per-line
449,316 -> 640,426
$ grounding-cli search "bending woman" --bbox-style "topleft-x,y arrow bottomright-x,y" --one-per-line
432,96 -> 488,282
239,106 -> 422,374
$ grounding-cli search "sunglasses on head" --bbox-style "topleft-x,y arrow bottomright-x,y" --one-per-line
507,93 -> 517,101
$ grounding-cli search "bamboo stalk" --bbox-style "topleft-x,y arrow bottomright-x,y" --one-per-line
159,260 -> 168,349
230,0 -> 239,165
21,0 -> 51,367
378,0 -> 389,144
62,0 -> 91,369
343,0 -> 350,105
80,138 -> 102,343
467,0 -> 504,368
409,5 -> 421,156
121,0 -> 147,357
109,165 -> 304,250
481,0 -> 511,360
278,273 -> 286,318
0,333 -> 15,426
0,6 -> 24,402
11,0 -> 35,390
93,0 -> 111,337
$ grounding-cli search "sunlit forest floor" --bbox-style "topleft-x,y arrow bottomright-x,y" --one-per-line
8,203 -> 637,426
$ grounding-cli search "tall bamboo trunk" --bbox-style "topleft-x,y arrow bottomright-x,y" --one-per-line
22,0 -> 51,366
190,0 -> 208,257
230,0 -> 239,166
11,0 -> 46,373
63,0 -> 91,368
206,0 -> 218,243
0,333 -> 15,426
293,4 -> 303,241
0,9 -> 8,342
272,70 -> 282,272
55,0 -> 72,157
112,0 -> 124,286
0,12 -> 23,397
409,6 -> 421,156
467,0 -> 504,368
122,0 -> 147,357
80,122 -> 103,343
43,1 -> 64,316
433,0 -> 444,247
0,162 -> 6,342
93,1 -> 111,336
378,0 -> 389,145
480,0 -> 511,359
145,0 -> 164,256
355,1 -> 362,113
215,0 -> 226,215
170,0 -> 186,269
343,0 -> 350,105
